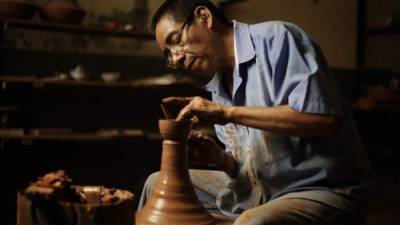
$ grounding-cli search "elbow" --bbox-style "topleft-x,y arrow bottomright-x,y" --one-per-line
323,116 -> 343,136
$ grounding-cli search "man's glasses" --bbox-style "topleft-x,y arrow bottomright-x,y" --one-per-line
164,11 -> 194,69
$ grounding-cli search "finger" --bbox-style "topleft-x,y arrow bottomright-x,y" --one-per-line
162,96 -> 193,106
196,133 -> 215,143
190,116 -> 199,126
188,131 -> 201,140
176,105 -> 196,121
176,111 -> 195,122
189,130 -> 202,137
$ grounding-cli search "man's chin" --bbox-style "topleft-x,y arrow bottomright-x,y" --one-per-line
190,61 -> 214,77
190,70 -> 215,86
191,69 -> 213,77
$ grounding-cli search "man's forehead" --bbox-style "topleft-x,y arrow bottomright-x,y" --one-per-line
155,14 -> 183,43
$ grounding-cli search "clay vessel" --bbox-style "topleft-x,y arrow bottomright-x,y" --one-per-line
40,0 -> 85,24
0,0 -> 37,20
17,186 -> 134,225
135,119 -> 232,225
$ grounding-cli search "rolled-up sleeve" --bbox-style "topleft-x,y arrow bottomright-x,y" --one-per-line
271,24 -> 342,116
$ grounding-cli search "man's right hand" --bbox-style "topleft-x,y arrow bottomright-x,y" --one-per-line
188,131 -> 225,167
188,131 -> 239,177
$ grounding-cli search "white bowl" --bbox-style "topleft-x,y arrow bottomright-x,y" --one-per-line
101,72 -> 120,82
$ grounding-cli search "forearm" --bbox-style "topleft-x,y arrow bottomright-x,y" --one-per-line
223,105 -> 340,137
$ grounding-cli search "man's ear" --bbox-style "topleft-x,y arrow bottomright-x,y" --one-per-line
194,6 -> 213,29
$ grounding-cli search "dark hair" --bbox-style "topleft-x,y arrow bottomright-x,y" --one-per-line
151,0 -> 231,32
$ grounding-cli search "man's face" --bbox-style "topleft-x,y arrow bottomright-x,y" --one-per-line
155,14 -> 218,78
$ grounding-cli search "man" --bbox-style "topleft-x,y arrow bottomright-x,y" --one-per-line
138,0 -> 372,224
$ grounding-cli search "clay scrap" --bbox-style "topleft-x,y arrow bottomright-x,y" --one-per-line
25,170 -> 133,205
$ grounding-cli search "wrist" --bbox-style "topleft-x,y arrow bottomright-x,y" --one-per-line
221,106 -> 234,124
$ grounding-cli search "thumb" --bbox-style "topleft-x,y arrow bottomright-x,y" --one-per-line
162,96 -> 193,106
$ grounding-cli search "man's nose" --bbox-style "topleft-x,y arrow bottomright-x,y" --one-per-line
171,52 -> 185,68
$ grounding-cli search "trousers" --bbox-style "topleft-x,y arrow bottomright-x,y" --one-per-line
137,170 -> 366,225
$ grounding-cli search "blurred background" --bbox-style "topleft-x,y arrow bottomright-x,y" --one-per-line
0,0 -> 399,224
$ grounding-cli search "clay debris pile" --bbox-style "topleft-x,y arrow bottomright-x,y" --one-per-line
25,170 -> 133,204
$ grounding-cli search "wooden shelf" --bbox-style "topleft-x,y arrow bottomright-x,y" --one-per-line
0,128 -> 147,141
367,27 -> 400,36
1,18 -> 154,40
0,76 -> 197,89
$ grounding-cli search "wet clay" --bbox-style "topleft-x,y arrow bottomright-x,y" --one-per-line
135,119 -> 232,225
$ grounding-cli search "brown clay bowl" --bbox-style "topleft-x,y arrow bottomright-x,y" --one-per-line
0,0 -> 37,20
159,119 -> 192,141
39,5 -> 85,24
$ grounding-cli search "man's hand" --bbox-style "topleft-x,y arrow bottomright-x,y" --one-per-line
188,131 -> 225,166
162,96 -> 227,125
188,131 -> 239,177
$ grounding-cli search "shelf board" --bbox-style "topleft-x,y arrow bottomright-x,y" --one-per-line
0,128 -> 146,141
367,27 -> 400,36
0,76 -> 197,89
1,18 -> 154,40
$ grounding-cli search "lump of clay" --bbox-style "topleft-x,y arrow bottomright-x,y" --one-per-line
25,170 -> 82,202
25,170 -> 133,204
76,186 -> 134,205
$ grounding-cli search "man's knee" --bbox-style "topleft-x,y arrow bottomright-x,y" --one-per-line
233,205 -> 293,225
144,171 -> 159,186
143,171 -> 160,193
233,198 -> 358,225
137,171 -> 160,210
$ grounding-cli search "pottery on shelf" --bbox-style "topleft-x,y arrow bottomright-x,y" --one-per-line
101,72 -> 120,83
0,0 -> 37,20
135,119 -> 232,225
39,0 -> 85,24
70,64 -> 89,81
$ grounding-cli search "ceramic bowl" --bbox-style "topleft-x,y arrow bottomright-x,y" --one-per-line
39,5 -> 85,24
101,72 -> 120,82
70,65 -> 89,81
0,0 -> 37,20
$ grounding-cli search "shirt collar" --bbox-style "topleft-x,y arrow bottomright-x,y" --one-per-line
233,20 -> 256,66
203,72 -> 222,93
203,20 -> 255,93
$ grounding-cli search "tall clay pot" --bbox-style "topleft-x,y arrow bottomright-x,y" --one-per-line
136,119 -> 231,225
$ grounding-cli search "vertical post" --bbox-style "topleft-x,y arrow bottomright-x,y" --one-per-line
356,0 -> 367,98
356,0 -> 366,68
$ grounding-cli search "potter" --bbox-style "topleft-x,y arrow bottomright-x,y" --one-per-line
139,1 -> 372,225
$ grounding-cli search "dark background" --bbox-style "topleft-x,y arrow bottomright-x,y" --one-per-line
1,0 -> 400,225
